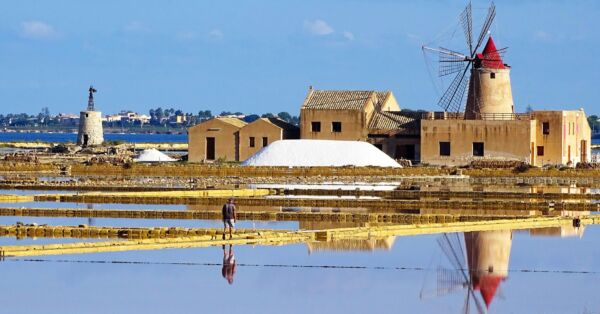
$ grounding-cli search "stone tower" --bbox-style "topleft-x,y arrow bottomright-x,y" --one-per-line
464,230 -> 512,309
465,36 -> 515,119
77,86 -> 104,147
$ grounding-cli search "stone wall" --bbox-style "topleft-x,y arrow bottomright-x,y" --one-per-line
77,111 -> 104,146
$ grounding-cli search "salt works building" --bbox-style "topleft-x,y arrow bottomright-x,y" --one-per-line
187,29 -> 591,166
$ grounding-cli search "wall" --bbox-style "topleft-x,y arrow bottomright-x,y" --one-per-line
300,108 -> 369,141
77,111 -> 104,146
465,68 -> 514,118
532,110 -> 592,166
368,136 -> 420,161
238,119 -> 283,161
420,119 -> 533,166
188,119 -> 241,162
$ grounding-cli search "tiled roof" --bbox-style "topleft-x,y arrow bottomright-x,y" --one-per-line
301,90 -> 376,110
216,117 -> 247,128
368,111 -> 420,133
264,117 -> 299,132
373,91 -> 391,110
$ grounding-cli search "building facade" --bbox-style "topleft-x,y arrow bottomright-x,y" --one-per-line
188,117 -> 298,162
238,118 -> 299,161
188,117 -> 246,162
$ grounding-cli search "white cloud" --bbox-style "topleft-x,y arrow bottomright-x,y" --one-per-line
20,21 -> 59,40
124,21 -> 146,32
208,29 -> 224,39
304,19 -> 334,36
176,31 -> 198,41
533,30 -> 553,42
342,31 -> 355,41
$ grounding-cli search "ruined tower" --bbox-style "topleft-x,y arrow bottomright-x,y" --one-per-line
77,86 -> 104,147
465,36 -> 515,119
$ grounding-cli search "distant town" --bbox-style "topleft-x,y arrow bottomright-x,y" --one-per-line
1,106 -> 598,136
0,107 -> 300,134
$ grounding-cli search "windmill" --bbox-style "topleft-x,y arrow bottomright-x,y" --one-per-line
423,2 -> 512,117
420,231 -> 512,314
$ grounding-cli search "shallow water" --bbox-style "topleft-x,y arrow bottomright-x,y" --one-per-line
1,227 -> 599,313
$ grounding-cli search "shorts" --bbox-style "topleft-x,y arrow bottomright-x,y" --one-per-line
224,219 -> 235,228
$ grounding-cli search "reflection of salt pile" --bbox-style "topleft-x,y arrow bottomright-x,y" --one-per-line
243,140 -> 401,167
134,148 -> 176,162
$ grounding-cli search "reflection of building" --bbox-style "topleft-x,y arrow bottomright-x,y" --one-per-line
300,220 -> 396,253
464,230 -> 512,309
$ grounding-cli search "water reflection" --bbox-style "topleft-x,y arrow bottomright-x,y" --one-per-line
430,223 -> 586,313
221,245 -> 236,285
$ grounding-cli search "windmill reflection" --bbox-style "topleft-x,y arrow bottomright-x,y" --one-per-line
427,220 -> 586,313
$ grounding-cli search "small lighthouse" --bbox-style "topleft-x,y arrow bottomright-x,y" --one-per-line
77,86 -> 104,147
465,36 -> 515,119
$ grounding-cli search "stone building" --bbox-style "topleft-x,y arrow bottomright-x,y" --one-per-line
238,118 -> 299,161
188,117 -> 298,162
77,86 -> 104,147
420,37 -> 591,166
188,117 -> 247,162
300,89 -> 400,141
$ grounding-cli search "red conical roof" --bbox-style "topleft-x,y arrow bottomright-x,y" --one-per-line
478,36 -> 505,69
473,275 -> 504,308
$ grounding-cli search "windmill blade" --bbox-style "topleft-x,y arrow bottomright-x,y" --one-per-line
460,2 -> 473,56
470,286 -> 487,314
437,233 -> 469,277
437,63 -> 471,112
420,269 -> 465,300
438,47 -> 468,77
463,288 -> 471,314
473,2 -> 496,56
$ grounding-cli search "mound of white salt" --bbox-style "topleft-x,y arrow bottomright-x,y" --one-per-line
242,140 -> 401,168
134,148 -> 176,162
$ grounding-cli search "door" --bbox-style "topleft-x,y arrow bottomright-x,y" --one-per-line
206,137 -> 216,160
395,144 -> 415,160
568,145 -> 571,164
581,140 -> 588,162
83,134 -> 89,147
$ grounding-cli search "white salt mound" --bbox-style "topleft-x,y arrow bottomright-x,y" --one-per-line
134,148 -> 176,162
243,140 -> 401,168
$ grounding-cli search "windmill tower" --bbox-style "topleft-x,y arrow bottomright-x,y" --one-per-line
77,86 -> 104,147
423,2 -> 514,119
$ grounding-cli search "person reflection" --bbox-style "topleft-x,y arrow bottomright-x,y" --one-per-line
221,244 -> 236,285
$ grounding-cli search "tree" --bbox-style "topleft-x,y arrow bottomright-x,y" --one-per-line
588,115 -> 600,133
525,105 -> 533,113
277,111 -> 292,122
261,113 -> 275,118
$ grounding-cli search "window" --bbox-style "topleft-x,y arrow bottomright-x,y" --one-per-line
262,137 -> 268,147
249,137 -> 255,147
542,122 -> 550,135
311,121 -> 321,132
490,72 -> 496,79
537,146 -> 544,156
332,121 -> 342,133
473,142 -> 485,157
439,142 -> 451,156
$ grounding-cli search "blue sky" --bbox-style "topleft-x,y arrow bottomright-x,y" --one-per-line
1,0 -> 599,115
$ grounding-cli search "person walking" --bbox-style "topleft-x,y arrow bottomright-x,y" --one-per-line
222,198 -> 236,239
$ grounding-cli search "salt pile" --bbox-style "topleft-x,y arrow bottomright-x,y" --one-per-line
134,148 -> 176,162
243,140 -> 401,167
